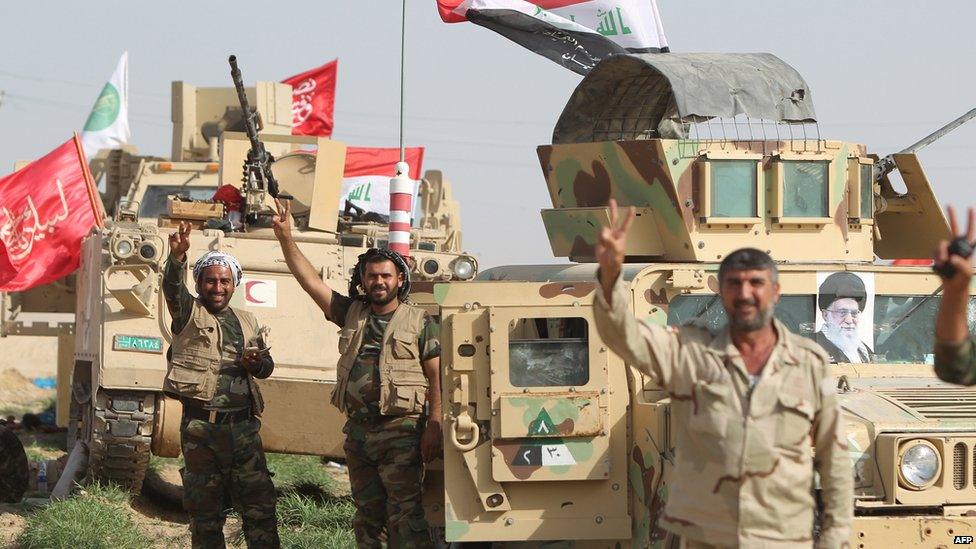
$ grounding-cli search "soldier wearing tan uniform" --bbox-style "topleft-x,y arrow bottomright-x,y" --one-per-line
594,201 -> 852,548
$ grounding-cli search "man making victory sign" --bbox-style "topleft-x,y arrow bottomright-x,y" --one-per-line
593,200 -> 852,547
934,206 -> 976,384
163,222 -> 280,548
272,199 -> 441,548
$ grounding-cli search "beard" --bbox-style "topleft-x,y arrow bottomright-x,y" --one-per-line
822,322 -> 861,357
728,300 -> 775,332
367,283 -> 398,306
201,296 -> 230,314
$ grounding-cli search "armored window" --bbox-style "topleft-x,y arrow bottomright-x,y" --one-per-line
860,164 -> 873,219
782,161 -> 828,217
509,317 -> 589,387
871,296 -> 976,365
667,295 -> 816,338
710,161 -> 758,218
138,186 -> 219,219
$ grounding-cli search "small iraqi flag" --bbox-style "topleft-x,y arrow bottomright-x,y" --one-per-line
341,147 -> 425,217
437,0 -> 669,75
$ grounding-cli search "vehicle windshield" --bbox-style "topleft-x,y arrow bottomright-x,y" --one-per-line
668,294 -> 976,365
138,186 -> 218,219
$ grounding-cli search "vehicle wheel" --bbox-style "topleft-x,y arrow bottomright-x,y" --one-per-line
84,390 -> 155,492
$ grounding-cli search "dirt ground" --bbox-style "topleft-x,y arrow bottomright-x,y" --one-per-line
0,374 -> 352,548
0,336 -> 57,379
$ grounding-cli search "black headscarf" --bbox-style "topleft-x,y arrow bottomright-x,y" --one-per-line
349,248 -> 411,303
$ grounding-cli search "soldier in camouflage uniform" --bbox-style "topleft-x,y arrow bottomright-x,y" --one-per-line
272,199 -> 441,548
163,222 -> 279,549
593,201 -> 852,548
0,426 -> 28,503
934,206 -> 976,384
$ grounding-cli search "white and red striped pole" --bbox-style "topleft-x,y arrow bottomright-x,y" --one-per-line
388,161 -> 413,257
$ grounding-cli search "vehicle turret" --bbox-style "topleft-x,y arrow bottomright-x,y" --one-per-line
536,53 -> 954,264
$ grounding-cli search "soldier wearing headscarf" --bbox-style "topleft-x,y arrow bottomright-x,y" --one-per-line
162,222 -> 279,548
271,199 -> 440,548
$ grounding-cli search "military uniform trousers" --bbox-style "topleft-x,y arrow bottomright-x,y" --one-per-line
180,414 -> 280,549
343,415 -> 432,548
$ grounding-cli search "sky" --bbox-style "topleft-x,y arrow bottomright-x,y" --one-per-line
0,1 -> 974,270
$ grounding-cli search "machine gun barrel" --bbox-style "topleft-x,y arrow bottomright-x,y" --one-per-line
227,55 -> 280,198
875,107 -> 976,183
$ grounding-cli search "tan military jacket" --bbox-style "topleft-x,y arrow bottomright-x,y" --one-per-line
330,300 -> 429,415
594,276 -> 852,548
163,300 -> 266,414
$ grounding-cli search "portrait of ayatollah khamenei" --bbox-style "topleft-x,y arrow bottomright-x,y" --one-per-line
815,272 -> 875,364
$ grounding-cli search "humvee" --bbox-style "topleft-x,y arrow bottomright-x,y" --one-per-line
9,78 -> 477,492
429,53 -> 976,547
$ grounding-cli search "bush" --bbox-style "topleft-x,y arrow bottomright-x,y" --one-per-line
19,483 -> 146,549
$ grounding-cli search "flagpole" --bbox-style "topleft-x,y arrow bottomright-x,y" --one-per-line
387,0 -> 412,257
399,0 -> 406,163
73,133 -> 106,228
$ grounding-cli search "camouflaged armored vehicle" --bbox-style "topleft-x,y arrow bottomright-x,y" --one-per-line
426,53 -> 976,547
50,80 -> 477,491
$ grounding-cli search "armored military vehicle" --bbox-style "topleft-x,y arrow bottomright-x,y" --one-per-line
53,78 -> 477,492
428,53 -> 976,547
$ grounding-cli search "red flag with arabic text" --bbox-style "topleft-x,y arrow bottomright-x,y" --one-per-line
0,137 -> 102,291
282,59 -> 338,137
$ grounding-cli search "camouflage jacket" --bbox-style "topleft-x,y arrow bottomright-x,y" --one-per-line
594,275 -> 852,548
934,338 -> 976,386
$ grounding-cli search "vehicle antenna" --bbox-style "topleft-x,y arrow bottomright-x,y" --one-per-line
399,0 -> 406,163
388,0 -> 412,257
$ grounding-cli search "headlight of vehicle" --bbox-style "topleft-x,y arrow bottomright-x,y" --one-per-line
138,241 -> 159,262
112,237 -> 135,259
422,258 -> 441,277
451,256 -> 476,280
898,439 -> 940,490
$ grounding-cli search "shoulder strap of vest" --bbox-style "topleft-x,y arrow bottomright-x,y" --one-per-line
345,300 -> 368,327
392,303 -> 427,333
178,300 -> 207,335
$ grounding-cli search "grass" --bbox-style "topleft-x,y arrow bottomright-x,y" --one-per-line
147,454 -> 184,475
16,442 -> 355,548
0,395 -> 57,418
18,482 -> 146,549
22,433 -> 66,461
265,454 -> 355,548
266,454 -> 337,497
275,493 -> 356,549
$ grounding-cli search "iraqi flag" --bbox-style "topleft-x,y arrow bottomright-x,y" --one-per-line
282,59 -> 338,137
0,136 -> 103,291
437,0 -> 669,75
342,148 -> 424,217
80,52 -> 130,158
